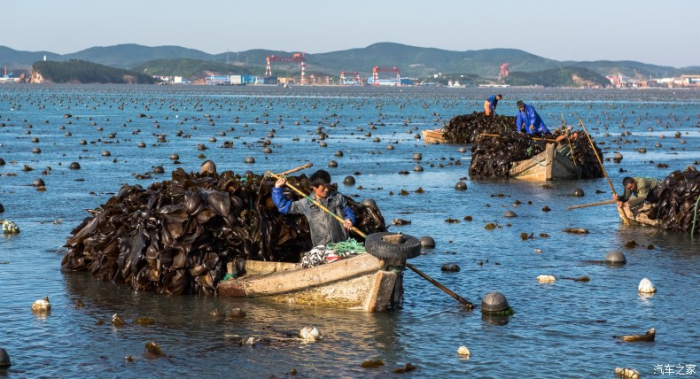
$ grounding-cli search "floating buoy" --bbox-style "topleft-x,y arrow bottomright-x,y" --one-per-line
101,151 -> 111,157
605,251 -> 626,265
638,278 -> 656,294
413,164 -> 423,172
244,157 -> 255,164
481,292 -> 512,315
327,160 -> 338,168
441,263 -> 460,272
170,153 -> 179,160
334,150 -> 344,157
32,178 -> 46,187
152,166 -> 164,174
455,182 -> 467,191
343,175 -> 355,185
420,236 -> 435,248
537,275 -> 557,283
458,147 -> 467,153
300,326 -> 321,341
31,297 -> 51,313
614,367 -> 639,379
413,153 -> 422,161
0,347 -> 11,368
572,188 -> 585,197
457,346 -> 470,356
69,162 -> 81,170
504,211 -> 517,218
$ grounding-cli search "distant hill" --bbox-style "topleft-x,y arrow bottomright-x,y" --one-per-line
3,42 -> 698,85
32,60 -> 157,84
505,67 -> 610,87
132,58 -> 256,78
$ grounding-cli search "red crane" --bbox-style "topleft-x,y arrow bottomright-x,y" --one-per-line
340,71 -> 362,85
498,63 -> 509,81
265,53 -> 307,84
372,66 -> 401,86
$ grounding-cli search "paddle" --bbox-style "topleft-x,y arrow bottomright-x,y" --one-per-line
567,199 -> 617,210
577,118 -> 631,225
267,171 -> 475,309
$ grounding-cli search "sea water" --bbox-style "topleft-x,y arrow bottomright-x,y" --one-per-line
1,85 -> 699,378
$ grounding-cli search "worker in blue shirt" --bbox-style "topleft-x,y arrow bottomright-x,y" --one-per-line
515,100 -> 550,134
484,94 -> 502,116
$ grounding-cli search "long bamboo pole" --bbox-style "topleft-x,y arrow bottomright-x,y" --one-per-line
577,118 -> 631,224
567,199 -> 617,210
267,171 -> 474,309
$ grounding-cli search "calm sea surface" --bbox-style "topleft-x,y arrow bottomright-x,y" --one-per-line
1,85 -> 699,378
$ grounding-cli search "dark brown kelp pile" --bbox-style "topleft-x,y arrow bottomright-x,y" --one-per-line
468,129 -> 605,180
442,112 -> 517,143
648,166 -> 700,234
62,168 -> 387,295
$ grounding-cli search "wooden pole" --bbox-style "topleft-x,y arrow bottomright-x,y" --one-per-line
275,163 -> 313,177
561,113 -> 581,179
577,118 -> 631,224
267,171 -> 474,309
567,199 -> 617,210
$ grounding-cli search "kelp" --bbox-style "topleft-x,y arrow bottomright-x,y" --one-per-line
442,112 -> 517,144
648,166 -> 700,234
62,168 -> 387,295
468,128 -> 605,180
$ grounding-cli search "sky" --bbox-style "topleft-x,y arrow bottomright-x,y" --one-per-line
3,0 -> 699,68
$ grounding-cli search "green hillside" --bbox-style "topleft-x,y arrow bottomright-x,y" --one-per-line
33,60 -> 157,84
505,66 -> 610,87
133,59 -> 256,78
62,44 -> 213,69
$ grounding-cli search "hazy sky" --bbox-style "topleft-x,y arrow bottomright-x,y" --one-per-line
3,0 -> 698,67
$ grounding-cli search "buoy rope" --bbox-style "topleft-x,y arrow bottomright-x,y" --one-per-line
326,238 -> 365,255
692,194 -> 700,238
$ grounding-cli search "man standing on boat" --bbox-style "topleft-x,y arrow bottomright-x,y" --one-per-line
614,177 -> 661,208
273,170 -> 356,247
484,94 -> 502,116
515,100 -> 550,134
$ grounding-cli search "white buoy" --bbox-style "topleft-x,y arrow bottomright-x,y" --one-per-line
537,275 -> 557,283
31,297 -> 51,313
300,326 -> 321,341
638,278 -> 657,294
457,346 -> 470,356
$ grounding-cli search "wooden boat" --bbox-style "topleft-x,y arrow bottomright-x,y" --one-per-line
618,203 -> 660,227
217,253 -> 403,312
509,143 -> 579,181
421,129 -> 447,143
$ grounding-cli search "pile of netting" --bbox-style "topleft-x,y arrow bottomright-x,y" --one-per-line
468,129 -> 605,180
61,168 -> 387,295
442,112 -> 517,143
648,166 -> 700,234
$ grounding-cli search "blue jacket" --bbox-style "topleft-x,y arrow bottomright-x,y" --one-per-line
487,95 -> 499,111
515,104 -> 549,134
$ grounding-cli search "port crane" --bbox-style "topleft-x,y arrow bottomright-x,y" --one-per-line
498,63 -> 509,81
339,71 -> 363,85
265,53 -> 307,84
372,66 -> 401,86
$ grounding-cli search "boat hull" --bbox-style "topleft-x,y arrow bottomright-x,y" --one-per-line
421,129 -> 447,143
217,253 -> 402,312
618,204 -> 660,226
509,143 -> 579,181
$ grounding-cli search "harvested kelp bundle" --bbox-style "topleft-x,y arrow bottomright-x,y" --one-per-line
442,112 -> 517,144
648,166 -> 700,234
468,129 -> 604,180
468,131 -> 546,179
62,168 -> 387,295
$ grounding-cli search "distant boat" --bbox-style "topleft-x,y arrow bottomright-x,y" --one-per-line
421,129 -> 447,143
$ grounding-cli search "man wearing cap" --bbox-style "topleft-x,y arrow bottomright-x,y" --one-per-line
515,100 -> 550,134
484,94 -> 502,116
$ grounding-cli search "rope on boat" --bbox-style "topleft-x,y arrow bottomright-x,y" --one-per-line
692,194 -> 700,238
326,238 -> 366,255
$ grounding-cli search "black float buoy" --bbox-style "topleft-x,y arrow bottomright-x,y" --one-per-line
0,347 -> 11,368
334,150 -> 344,157
420,236 -> 436,248
170,153 -> 179,160
319,142 -> 327,148
263,147 -> 272,154
572,188 -> 585,197
101,151 -> 111,157
605,251 -> 626,265
413,153 -> 422,161
69,162 -> 81,170
441,263 -> 460,272
455,181 -> 467,191
481,292 -> 512,315
32,178 -> 45,187
327,160 -> 338,168
343,176 -> 355,185
32,147 -> 41,154
413,164 -> 424,172
245,157 -> 255,164
152,166 -> 164,174
504,211 -> 517,218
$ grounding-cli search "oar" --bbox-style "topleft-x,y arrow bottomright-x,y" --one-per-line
479,133 -> 556,142
578,118 -> 631,224
267,171 -> 475,309
275,163 -> 313,177
567,199 -> 617,210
